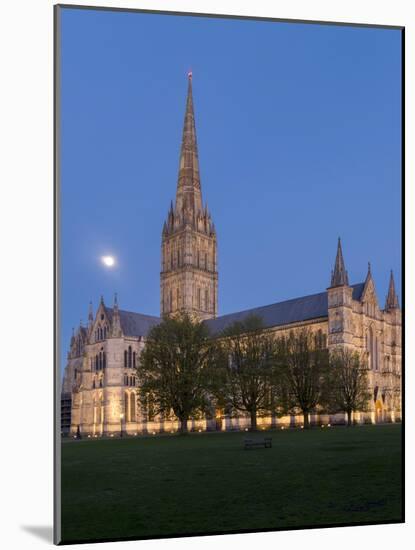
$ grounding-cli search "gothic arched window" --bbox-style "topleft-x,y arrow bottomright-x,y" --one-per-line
205,289 -> 209,311
128,346 -> 132,369
133,351 -> 136,369
176,287 -> 180,309
197,288 -> 201,309
124,350 -> 127,369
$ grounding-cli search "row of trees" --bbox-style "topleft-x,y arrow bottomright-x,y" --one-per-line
137,313 -> 371,433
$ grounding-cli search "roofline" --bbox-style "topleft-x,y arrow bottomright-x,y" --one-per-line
105,306 -> 161,322
206,282 -> 364,324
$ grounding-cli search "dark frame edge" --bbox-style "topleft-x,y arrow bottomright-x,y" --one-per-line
400,26 -> 405,524
54,3 -> 62,546
54,3 -> 404,31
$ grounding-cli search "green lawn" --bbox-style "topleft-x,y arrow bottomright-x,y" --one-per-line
60,424 -> 402,543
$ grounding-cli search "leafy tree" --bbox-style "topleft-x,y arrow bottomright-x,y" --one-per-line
137,313 -> 216,433
327,348 -> 370,426
217,315 -> 278,431
277,329 -> 329,428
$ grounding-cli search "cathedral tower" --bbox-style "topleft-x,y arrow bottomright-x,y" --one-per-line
160,73 -> 218,320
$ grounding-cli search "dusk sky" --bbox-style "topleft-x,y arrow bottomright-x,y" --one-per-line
60,8 -> 402,371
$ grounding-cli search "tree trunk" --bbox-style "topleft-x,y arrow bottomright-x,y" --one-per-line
250,409 -> 257,431
303,411 -> 310,429
346,409 -> 352,427
179,417 -> 188,434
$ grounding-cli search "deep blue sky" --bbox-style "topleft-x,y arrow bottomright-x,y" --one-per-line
60,8 -> 402,370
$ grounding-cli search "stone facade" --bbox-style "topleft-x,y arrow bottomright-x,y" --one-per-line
61,75 -> 401,437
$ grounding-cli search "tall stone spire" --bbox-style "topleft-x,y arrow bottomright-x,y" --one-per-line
385,270 -> 399,310
161,73 -> 218,320
330,237 -> 349,287
175,71 -> 203,216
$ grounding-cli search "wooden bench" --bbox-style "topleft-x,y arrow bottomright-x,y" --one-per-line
244,437 -> 272,450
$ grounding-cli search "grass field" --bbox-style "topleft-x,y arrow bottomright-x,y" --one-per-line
60,424 -> 402,543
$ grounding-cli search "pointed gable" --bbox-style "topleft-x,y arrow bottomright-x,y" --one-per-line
361,263 -> 378,306
90,297 -> 112,341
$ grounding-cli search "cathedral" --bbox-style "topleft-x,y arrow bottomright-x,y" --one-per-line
61,74 -> 402,437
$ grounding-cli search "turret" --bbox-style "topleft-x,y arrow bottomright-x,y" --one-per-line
111,292 -> 122,337
327,238 -> 353,348
330,237 -> 349,287
385,270 -> 399,311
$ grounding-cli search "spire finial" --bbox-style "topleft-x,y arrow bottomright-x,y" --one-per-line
111,292 -> 122,337
174,71 -> 202,216
368,261 -> 371,274
330,237 -> 349,287
100,295 -> 104,305
385,269 -> 399,310
88,301 -> 93,322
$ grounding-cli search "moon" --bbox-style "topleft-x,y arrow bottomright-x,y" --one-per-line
101,256 -> 115,267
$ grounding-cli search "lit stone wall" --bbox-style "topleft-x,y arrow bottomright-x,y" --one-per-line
64,293 -> 401,438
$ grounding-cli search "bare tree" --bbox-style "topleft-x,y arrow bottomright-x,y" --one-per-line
277,329 -> 329,428
217,315 -> 278,431
327,348 -> 370,426
137,313 -> 216,433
